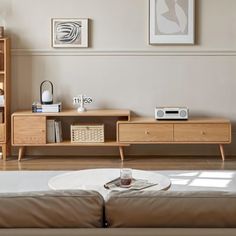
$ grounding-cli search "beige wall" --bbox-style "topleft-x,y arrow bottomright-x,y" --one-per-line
1,0 -> 236,156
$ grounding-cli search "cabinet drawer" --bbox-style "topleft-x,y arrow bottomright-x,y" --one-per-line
174,124 -> 230,142
0,124 -> 5,142
13,116 -> 46,145
118,124 -> 173,142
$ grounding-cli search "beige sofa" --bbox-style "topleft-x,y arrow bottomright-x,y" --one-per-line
0,190 -> 235,236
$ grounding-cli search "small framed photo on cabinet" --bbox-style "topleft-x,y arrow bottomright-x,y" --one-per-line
149,0 -> 195,44
52,18 -> 88,48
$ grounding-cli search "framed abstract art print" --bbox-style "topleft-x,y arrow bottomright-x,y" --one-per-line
149,0 -> 195,44
52,18 -> 88,48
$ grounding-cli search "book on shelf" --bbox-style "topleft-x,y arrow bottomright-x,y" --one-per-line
47,119 -> 56,143
55,120 -> 63,143
46,119 -> 63,143
32,102 -> 62,113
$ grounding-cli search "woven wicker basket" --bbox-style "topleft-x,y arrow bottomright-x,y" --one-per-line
71,124 -> 104,143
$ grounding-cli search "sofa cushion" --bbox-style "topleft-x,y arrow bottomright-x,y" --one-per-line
0,190 -> 104,228
105,190 -> 236,228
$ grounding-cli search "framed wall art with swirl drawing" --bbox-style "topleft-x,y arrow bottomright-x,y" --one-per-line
52,18 -> 88,48
149,0 -> 195,44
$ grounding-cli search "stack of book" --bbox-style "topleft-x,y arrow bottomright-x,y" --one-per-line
47,119 -> 63,143
32,102 -> 62,113
0,95 -> 4,107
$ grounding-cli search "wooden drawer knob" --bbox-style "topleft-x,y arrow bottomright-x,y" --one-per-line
201,131 -> 206,135
145,130 -> 150,135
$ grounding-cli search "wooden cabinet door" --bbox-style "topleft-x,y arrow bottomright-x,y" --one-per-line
13,116 -> 46,145
118,124 -> 173,142
0,124 -> 5,142
174,124 -> 230,143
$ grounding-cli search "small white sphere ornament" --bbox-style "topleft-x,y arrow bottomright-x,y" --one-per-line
42,90 -> 53,103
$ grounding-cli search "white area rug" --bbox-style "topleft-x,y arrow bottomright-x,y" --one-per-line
0,170 -> 235,193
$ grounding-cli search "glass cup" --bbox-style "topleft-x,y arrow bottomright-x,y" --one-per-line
120,168 -> 132,187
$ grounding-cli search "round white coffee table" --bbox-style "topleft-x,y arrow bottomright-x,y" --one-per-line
48,168 -> 171,198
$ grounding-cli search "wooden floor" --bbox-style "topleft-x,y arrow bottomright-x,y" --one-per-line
0,155 -> 236,171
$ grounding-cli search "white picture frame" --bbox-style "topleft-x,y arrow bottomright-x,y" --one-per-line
149,0 -> 195,44
52,18 -> 88,48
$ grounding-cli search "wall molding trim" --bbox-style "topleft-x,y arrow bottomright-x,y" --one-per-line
11,49 -> 236,57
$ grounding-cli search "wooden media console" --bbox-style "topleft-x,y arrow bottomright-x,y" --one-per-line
12,110 -> 231,161
117,117 -> 231,161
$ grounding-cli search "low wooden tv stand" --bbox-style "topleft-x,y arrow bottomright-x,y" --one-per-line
11,109 -> 131,161
11,110 -> 231,161
117,117 -> 231,161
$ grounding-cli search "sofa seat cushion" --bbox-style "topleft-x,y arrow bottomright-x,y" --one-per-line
0,190 -> 104,228
105,191 -> 236,228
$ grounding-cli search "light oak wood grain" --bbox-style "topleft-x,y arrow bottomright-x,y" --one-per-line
13,140 -> 130,147
12,109 -> 131,119
0,38 -> 10,160
118,124 -> 173,142
123,117 -> 231,124
0,124 -> 5,142
12,110 -> 131,161
1,155 -> 236,171
13,116 -> 46,145
174,124 -> 231,143
117,118 -> 231,161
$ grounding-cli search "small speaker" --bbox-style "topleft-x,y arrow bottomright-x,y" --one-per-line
180,110 -> 187,118
157,110 -> 164,118
155,107 -> 188,120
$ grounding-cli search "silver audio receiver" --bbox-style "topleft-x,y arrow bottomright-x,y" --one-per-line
155,107 -> 188,120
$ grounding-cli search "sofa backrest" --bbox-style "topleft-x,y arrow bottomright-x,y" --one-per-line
0,190 -> 104,228
105,190 -> 236,228
2,189 -> 236,229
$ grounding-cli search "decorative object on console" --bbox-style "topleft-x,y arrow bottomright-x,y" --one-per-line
73,94 -> 92,112
52,18 -> 88,48
149,0 -> 195,44
32,102 -> 62,113
40,80 -> 53,104
155,107 -> 188,120
71,123 -> 104,143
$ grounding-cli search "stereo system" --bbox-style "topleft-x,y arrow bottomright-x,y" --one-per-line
155,107 -> 188,120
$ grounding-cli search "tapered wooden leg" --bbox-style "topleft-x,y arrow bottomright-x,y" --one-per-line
1,144 -> 7,161
6,143 -> 11,156
119,146 -> 124,161
18,147 -> 25,161
219,144 -> 225,161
